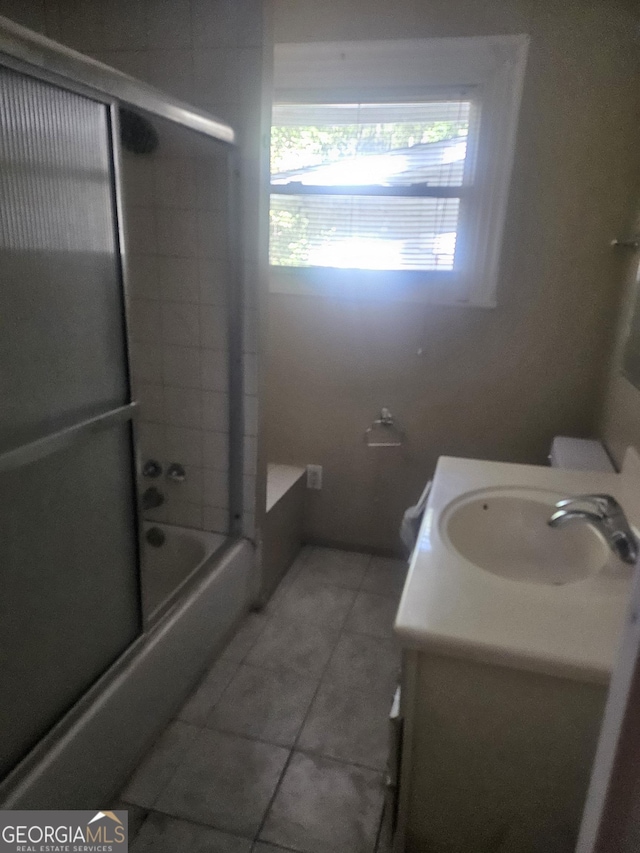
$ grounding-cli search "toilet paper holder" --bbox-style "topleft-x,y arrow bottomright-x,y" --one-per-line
364,408 -> 405,447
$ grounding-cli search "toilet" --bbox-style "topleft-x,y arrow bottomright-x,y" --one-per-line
549,436 -> 614,472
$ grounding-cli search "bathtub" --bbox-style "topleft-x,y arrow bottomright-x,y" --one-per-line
0,529 -> 253,809
143,522 -> 227,622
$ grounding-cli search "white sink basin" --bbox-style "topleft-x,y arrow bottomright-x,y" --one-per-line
441,487 -> 611,585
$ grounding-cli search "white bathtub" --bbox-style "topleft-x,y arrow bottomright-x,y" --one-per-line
2,531 -> 253,809
143,522 -> 227,620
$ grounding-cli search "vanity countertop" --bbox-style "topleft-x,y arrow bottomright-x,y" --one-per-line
394,452 -> 640,683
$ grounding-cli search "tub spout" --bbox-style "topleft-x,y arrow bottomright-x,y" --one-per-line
142,486 -> 165,511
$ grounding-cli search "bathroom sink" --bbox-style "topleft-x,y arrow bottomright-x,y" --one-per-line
441,488 -> 611,585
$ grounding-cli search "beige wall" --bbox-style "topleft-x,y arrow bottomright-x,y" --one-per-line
266,0 -> 640,555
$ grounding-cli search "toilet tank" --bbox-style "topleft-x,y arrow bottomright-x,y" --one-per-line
549,436 -> 614,472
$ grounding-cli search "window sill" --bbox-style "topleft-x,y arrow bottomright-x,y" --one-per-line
268,266 -> 497,308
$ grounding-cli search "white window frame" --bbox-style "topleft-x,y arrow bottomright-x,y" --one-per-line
269,36 -> 529,307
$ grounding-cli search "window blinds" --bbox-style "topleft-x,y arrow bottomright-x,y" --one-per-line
270,100 -> 471,271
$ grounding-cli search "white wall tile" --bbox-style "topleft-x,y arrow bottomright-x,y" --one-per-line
161,301 -> 200,346
124,205 -> 157,255
121,153 -> 156,207
201,348 -> 228,392
165,425 -> 203,466
243,308 -> 258,353
146,0 -> 192,49
93,49 -> 151,80
197,208 -> 228,259
154,119 -> 196,158
154,156 -> 198,209
203,469 -> 229,508
164,386 -> 202,428
143,502 -> 170,524
194,155 -> 227,211
242,258 -> 259,310
236,47 -> 263,108
192,0 -> 239,48
243,434 -> 257,476
235,0 -> 264,47
202,429 -> 229,470
131,342 -> 163,384
199,256 -> 228,305
126,254 -> 160,301
193,48 -> 239,108
164,500 -> 203,529
242,511 -> 256,539
243,351 -> 257,395
162,345 -> 201,388
158,256 -> 200,303
244,494 -> 255,518
130,298 -> 162,344
137,421 -> 167,462
0,0 -> 46,33
57,0 -> 103,52
165,464 -> 203,504
202,505 -> 228,534
101,0 -> 148,51
156,208 -> 198,257
203,391 -> 229,432
200,303 -> 228,349
243,474 -> 256,509
244,393 -> 258,436
137,382 -> 164,422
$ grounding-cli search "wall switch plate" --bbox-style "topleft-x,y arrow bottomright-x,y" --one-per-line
306,464 -> 323,490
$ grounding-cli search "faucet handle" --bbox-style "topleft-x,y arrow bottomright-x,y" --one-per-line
554,494 -> 620,517
167,462 -> 186,482
143,458 -> 162,478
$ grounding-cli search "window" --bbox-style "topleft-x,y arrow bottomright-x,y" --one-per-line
270,100 -> 472,272
270,37 -> 529,305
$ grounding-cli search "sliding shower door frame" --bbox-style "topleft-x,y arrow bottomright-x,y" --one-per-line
0,14 -> 246,799
0,14 -> 245,591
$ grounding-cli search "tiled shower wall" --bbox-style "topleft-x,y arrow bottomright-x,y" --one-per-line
0,0 -> 269,538
121,123 -> 235,534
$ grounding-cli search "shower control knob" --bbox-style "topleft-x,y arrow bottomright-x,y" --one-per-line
143,459 -> 162,478
167,462 -> 186,482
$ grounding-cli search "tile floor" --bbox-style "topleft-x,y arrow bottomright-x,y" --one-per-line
118,546 -> 408,853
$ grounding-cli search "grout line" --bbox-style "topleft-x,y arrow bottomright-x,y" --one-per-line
175,656 -> 241,727
341,626 -> 398,642
139,801 -> 257,843
128,548 -> 391,849
253,548 -> 369,846
252,745 -> 296,844
199,721 -> 293,752
293,746 -> 387,776
198,709 -> 388,774
289,576 -> 373,756
357,553 -> 376,591
121,800 -> 306,853
117,717 -> 196,809
252,842 -> 303,853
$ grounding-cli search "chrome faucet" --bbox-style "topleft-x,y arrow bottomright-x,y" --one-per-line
548,494 -> 638,565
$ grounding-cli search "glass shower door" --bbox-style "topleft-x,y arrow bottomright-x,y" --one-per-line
0,66 -> 142,779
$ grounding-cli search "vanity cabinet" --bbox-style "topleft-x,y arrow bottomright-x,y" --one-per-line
393,649 -> 606,853
391,454 -> 637,852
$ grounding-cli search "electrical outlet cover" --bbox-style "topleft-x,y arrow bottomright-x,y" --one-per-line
306,464 -> 323,490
